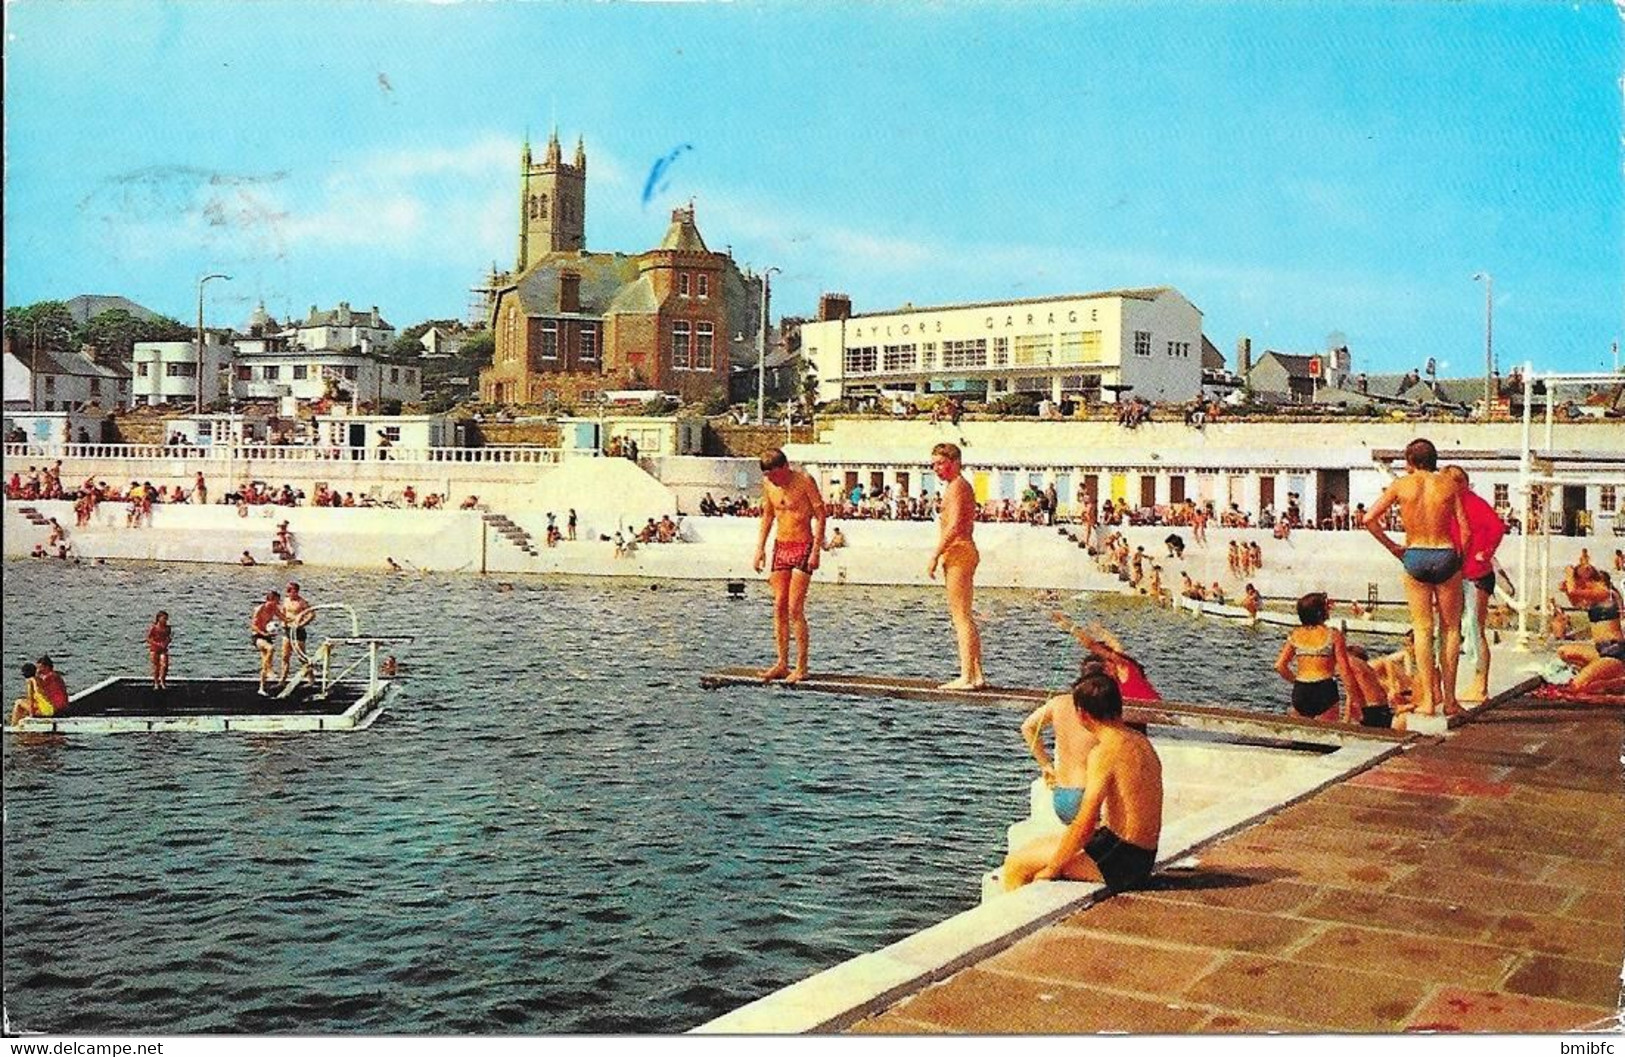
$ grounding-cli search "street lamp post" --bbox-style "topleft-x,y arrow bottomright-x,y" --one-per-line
196,272 -> 231,413
29,320 -> 42,412
1473,272 -> 1493,417
756,266 -> 780,426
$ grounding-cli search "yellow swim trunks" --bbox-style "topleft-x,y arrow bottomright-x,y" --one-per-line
942,538 -> 980,571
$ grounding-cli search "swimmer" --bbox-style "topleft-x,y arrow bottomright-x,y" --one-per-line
1364,438 -> 1469,716
33,656 -> 69,717
280,582 -> 315,684
1018,676 -> 1101,828
1275,592 -> 1352,722
1050,612 -> 1162,702
752,448 -> 826,684
929,443 -> 986,690
250,590 -> 283,695
146,610 -> 172,689
1001,671 -> 1163,893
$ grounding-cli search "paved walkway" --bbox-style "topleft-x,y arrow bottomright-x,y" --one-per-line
849,692 -> 1624,1034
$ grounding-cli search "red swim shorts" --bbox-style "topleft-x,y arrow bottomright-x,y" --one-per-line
772,538 -> 815,574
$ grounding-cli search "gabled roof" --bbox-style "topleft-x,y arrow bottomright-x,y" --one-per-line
5,346 -> 129,380
1200,335 -> 1225,371
1253,351 -> 1320,378
508,251 -> 643,317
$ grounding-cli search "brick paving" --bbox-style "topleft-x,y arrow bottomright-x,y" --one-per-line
849,695 -> 1624,1034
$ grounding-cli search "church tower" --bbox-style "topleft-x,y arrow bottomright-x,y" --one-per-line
517,129 -> 586,271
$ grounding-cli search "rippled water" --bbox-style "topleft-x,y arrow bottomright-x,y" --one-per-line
3,560 -> 1287,1034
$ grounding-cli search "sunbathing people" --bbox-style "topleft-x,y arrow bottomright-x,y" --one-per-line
1275,592 -> 1352,722
1556,571 -> 1625,695
1001,669 -> 1163,893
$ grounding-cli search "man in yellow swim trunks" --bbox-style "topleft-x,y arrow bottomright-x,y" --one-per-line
928,442 -> 986,690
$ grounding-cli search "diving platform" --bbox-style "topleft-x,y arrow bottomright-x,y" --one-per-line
698,667 -> 1410,747
8,676 -> 391,734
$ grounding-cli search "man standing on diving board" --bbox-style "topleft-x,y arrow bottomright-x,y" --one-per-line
754,448 -> 826,684
928,442 -> 987,690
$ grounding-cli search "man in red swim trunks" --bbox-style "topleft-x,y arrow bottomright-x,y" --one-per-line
753,448 -> 826,684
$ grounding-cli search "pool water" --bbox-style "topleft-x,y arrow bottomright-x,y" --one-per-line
3,560 -> 1290,1034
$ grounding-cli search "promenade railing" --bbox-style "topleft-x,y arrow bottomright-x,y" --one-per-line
3,442 -> 566,466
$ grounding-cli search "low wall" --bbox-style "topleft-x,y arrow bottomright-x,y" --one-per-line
9,499 -> 1595,603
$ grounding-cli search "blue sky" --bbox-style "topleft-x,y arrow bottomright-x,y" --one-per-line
4,0 -> 1620,376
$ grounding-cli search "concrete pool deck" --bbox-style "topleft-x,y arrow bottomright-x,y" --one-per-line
696,663 -> 1624,1035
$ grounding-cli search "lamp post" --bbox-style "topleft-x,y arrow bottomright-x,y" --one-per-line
756,266 -> 780,426
29,319 -> 42,412
1473,272 -> 1493,417
196,272 -> 231,413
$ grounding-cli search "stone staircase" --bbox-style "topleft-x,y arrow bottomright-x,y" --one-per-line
15,505 -> 52,527
482,512 -> 539,557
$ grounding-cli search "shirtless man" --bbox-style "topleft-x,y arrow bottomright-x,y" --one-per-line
250,590 -> 283,695
1364,438 -> 1469,716
1444,465 -> 1508,701
1002,670 -> 1163,892
753,448 -> 826,683
280,582 -> 316,684
928,443 -> 985,690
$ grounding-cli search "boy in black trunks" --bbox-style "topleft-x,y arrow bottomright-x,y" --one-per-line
1002,670 -> 1163,893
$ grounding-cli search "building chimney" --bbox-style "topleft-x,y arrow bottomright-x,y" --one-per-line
819,292 -> 852,322
1236,337 -> 1252,377
559,271 -> 582,314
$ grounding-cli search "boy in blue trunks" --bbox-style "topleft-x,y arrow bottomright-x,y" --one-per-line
1002,670 -> 1163,893
1364,438 -> 1470,717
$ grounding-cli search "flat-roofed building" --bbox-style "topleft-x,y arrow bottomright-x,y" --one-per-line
799,286 -> 1205,406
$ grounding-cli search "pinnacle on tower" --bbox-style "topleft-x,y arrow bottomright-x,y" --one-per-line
574,135 -> 586,172
546,128 -> 562,165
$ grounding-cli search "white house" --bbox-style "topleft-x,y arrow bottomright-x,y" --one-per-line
230,351 -> 422,405
131,336 -> 233,407
294,302 -> 396,353
799,286 -> 1206,406
7,344 -> 135,412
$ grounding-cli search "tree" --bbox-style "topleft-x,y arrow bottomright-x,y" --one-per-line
78,309 -> 189,360
458,331 -> 494,367
4,301 -> 78,357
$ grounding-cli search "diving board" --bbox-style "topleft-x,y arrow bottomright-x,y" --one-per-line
699,667 -> 1411,747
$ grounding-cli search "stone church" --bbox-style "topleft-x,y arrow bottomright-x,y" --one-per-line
479,130 -> 761,406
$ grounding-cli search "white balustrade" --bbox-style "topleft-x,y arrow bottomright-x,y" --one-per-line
3,442 -> 562,466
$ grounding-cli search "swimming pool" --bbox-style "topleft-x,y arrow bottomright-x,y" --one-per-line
3,560 -> 1298,1033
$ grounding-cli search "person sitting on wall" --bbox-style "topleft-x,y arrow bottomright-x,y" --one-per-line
459,495 -> 479,510
1001,669 -> 1163,893
825,527 -> 847,550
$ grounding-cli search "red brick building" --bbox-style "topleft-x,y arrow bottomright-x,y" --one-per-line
480,132 -> 760,406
